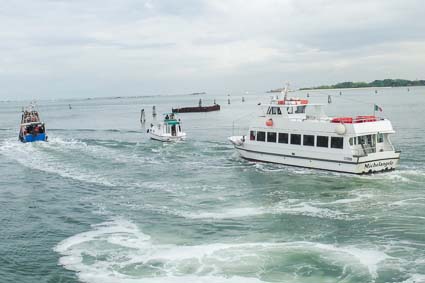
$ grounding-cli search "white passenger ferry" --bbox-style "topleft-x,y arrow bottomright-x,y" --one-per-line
229,91 -> 400,174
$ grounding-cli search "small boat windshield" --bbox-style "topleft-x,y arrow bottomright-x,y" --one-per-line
164,113 -> 176,121
21,110 -> 41,124
164,113 -> 181,125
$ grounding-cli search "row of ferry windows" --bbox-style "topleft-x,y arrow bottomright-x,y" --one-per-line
267,106 -> 306,115
349,133 -> 384,145
250,131 -> 344,149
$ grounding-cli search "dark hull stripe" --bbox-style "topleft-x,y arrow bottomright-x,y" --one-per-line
235,146 -> 400,165
240,156 -> 396,175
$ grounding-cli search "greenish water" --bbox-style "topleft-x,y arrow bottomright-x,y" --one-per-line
1,88 -> 425,283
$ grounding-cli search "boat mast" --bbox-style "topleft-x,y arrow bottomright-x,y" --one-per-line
282,82 -> 289,101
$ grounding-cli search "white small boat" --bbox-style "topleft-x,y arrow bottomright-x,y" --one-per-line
148,113 -> 186,142
228,86 -> 400,174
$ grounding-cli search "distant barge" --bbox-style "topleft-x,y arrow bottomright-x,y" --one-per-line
172,104 -> 220,113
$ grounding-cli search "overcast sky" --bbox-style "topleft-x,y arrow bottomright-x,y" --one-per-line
0,0 -> 424,99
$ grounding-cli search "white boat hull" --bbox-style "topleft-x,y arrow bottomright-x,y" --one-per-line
149,133 -> 186,142
229,137 -> 400,174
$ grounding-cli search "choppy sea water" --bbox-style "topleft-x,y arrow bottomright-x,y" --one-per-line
1,87 -> 425,283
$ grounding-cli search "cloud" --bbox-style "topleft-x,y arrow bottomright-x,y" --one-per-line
0,0 -> 424,99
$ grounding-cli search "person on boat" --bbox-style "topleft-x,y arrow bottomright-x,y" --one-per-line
165,114 -> 169,120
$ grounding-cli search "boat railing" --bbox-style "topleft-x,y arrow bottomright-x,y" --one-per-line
377,145 -> 395,152
352,144 -> 395,157
351,145 -> 375,157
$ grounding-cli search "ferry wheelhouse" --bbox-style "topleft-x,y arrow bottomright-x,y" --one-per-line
229,94 -> 400,174
148,113 -> 186,142
18,104 -> 47,143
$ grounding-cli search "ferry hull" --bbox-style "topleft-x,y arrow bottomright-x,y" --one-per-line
21,133 -> 47,143
233,145 -> 400,174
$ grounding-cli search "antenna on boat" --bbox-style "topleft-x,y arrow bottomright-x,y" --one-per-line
282,82 -> 289,101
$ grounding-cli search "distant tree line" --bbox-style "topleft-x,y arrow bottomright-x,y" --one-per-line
299,79 -> 425,90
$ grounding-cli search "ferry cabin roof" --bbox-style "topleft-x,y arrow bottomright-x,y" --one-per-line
260,103 -> 395,136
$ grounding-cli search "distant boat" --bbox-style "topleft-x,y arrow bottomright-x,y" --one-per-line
147,113 -> 186,142
18,103 -> 47,143
172,104 -> 220,113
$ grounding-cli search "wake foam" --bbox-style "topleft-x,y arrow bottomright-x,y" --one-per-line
177,200 -> 349,220
55,219 -> 391,283
0,138 -> 115,186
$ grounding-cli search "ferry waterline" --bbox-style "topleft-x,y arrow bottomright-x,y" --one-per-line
229,92 -> 400,174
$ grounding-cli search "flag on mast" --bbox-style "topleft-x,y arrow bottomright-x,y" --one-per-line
374,104 -> 383,112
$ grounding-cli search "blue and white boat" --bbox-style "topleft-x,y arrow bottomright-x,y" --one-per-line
18,103 -> 47,143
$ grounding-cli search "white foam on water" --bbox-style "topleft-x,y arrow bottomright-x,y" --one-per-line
323,191 -> 375,205
54,219 -> 391,283
178,200 -> 348,220
179,207 -> 266,219
45,137 -> 160,165
390,198 -> 425,207
401,274 -> 425,283
364,168 -> 425,183
301,190 -> 376,213
0,138 -> 115,186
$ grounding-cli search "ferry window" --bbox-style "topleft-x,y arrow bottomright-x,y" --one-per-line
303,135 -> 315,146
349,137 -> 354,146
257,131 -> 266,142
287,107 -> 293,114
331,137 -> 344,149
271,107 -> 277,115
267,132 -> 277,143
377,133 -> 384,143
290,134 -> 301,145
317,136 -> 329,147
278,133 -> 288,144
359,135 -> 373,146
250,131 -> 256,141
277,108 -> 282,115
295,106 -> 306,114
267,107 -> 272,115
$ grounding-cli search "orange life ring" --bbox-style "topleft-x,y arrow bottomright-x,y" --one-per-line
265,119 -> 273,126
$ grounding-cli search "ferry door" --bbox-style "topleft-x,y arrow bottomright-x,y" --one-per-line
171,125 -> 177,136
359,134 -> 376,154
